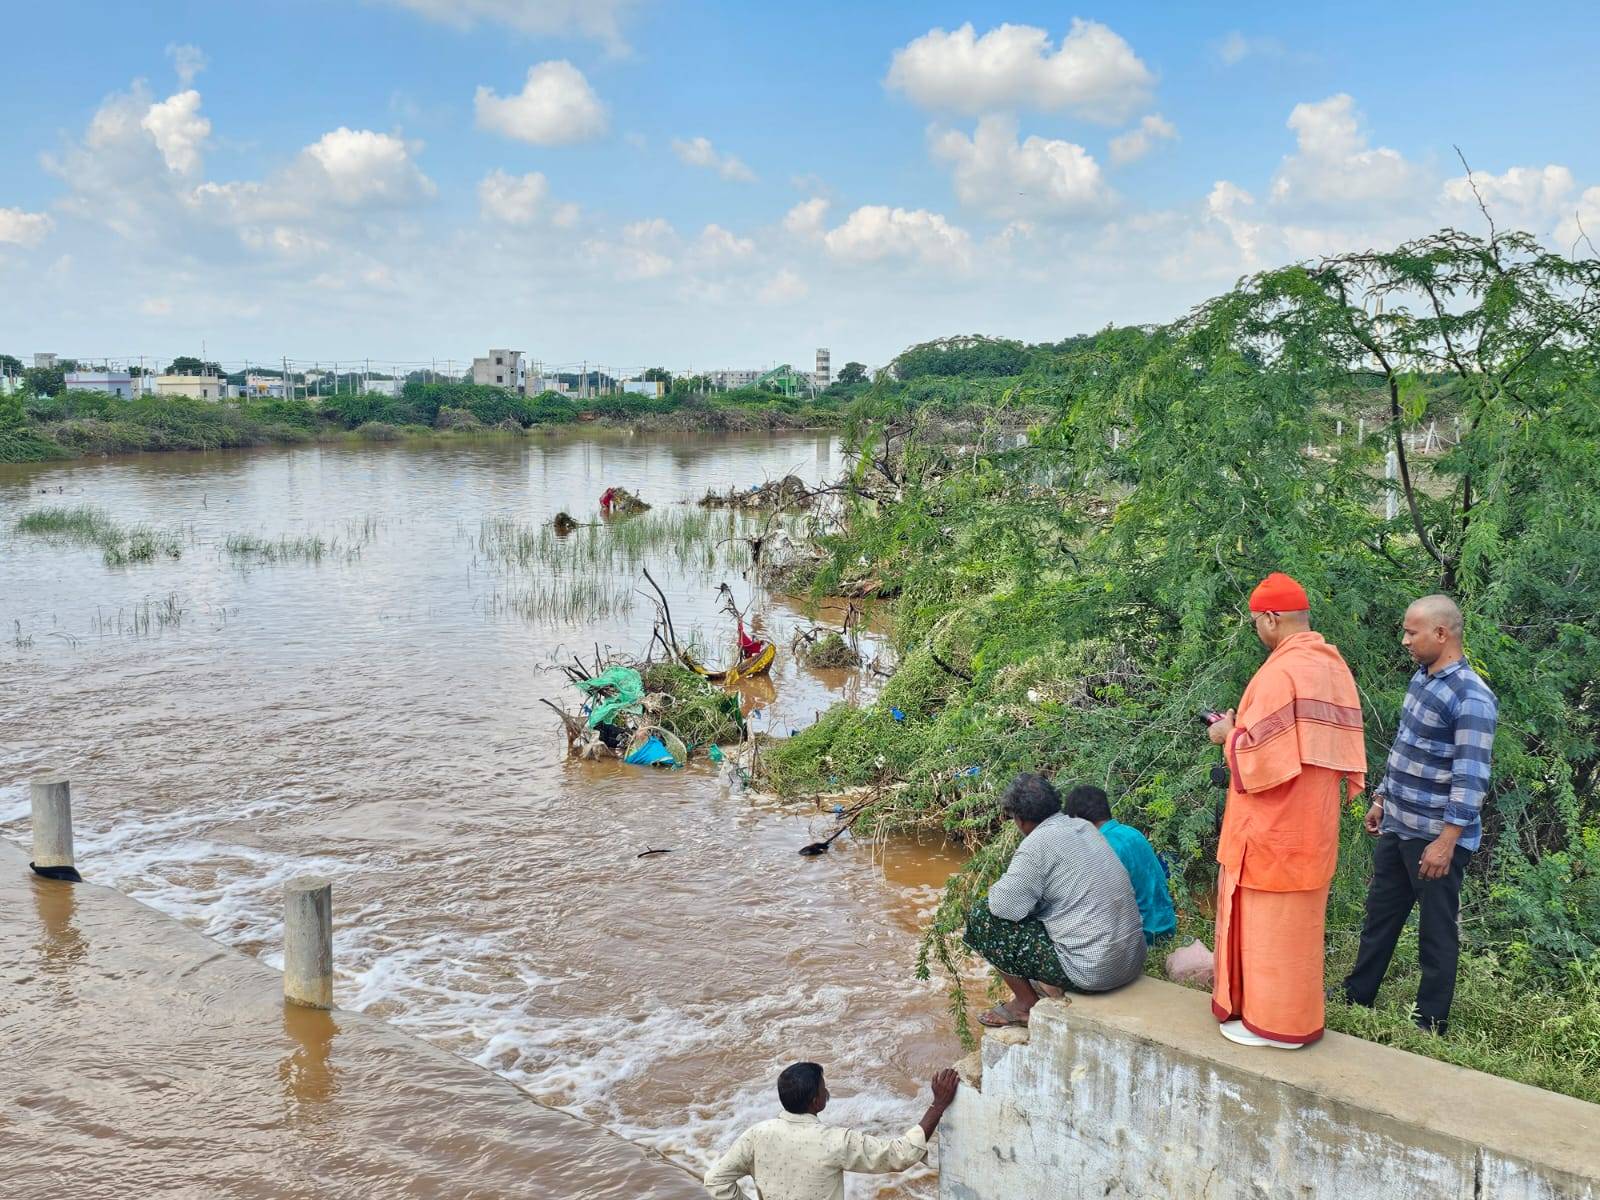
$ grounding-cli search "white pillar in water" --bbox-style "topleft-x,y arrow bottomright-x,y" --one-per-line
31,778 -> 75,871
283,876 -> 334,1009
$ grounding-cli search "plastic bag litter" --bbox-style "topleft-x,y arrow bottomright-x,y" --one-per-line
624,735 -> 679,767
574,666 -> 646,729
1165,938 -> 1215,988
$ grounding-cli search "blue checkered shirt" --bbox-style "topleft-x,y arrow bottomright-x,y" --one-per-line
1377,659 -> 1498,851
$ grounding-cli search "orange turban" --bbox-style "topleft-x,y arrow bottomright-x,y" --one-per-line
1249,572 -> 1309,613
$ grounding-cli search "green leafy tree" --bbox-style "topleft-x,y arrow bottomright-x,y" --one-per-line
642,366 -> 672,383
892,335 -> 1031,379
22,366 -> 64,396
836,361 -> 868,386
0,387 -> 25,431
165,355 -> 222,376
765,228 -> 1600,1086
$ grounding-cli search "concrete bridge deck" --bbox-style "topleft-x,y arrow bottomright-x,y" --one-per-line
943,977 -> 1600,1199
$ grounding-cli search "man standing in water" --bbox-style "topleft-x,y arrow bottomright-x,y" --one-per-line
1205,573 -> 1366,1049
1341,595 -> 1496,1035
702,1063 -> 958,1200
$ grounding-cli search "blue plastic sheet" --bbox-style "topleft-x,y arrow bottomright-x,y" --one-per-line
624,735 -> 679,767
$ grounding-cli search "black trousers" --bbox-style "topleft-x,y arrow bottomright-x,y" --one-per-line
1343,831 -> 1473,1029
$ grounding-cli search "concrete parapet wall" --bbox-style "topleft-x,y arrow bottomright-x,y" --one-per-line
939,978 -> 1600,1199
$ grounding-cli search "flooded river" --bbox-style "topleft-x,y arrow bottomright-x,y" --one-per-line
0,432 -> 965,1198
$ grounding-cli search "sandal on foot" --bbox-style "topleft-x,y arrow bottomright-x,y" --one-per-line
978,1003 -> 1029,1028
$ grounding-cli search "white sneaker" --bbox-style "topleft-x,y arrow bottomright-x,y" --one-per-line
1219,1018 -> 1305,1050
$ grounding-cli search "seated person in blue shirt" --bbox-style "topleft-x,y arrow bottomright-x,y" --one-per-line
1063,784 -> 1177,946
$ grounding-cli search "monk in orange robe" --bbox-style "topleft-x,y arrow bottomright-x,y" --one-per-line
1205,573 -> 1366,1049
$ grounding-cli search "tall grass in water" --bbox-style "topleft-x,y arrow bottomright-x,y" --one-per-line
483,581 -> 635,624
15,505 -> 183,566
225,533 -> 332,564
92,592 -> 186,637
475,509 -> 805,576
224,520 -> 377,565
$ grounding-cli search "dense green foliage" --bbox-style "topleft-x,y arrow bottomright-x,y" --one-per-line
764,229 -> 1600,1095
0,378 -> 876,462
892,335 -> 1033,379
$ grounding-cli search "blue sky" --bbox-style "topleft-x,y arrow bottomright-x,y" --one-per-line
4,2 -> 1599,372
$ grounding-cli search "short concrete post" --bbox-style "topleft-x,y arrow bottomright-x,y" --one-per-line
30,778 -> 80,881
283,876 -> 334,1009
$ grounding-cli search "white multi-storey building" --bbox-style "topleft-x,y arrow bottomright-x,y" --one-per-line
471,349 -> 526,390
63,370 -> 135,398
814,347 -> 830,390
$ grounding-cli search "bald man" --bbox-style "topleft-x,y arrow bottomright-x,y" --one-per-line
1340,595 -> 1497,1036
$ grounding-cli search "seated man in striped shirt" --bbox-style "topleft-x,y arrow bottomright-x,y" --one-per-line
1340,594 -> 1497,1035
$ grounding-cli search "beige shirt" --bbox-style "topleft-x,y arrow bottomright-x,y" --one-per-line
702,1111 -> 928,1200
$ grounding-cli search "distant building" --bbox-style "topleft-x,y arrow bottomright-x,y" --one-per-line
814,347 -> 831,389
241,374 -> 287,399
706,368 -> 761,391
154,374 -> 222,400
362,377 -> 400,396
623,380 -> 665,398
528,375 -> 576,397
63,370 -> 135,399
471,349 -> 526,390
33,353 -> 59,369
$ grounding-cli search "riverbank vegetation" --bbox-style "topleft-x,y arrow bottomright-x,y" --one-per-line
0,376 -> 873,464
761,228 -> 1600,1099
0,340 -> 1091,465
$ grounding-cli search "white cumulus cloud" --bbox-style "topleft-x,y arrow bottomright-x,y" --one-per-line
1442,165 -> 1574,224
0,207 -> 54,247
479,168 -> 549,224
930,115 -> 1112,220
784,197 -> 830,238
886,19 -> 1153,123
141,89 -> 210,174
475,62 -> 608,146
695,223 -> 755,260
1271,94 -> 1422,212
301,128 -> 436,206
822,205 -> 971,268
671,136 -> 756,183
1109,113 -> 1177,166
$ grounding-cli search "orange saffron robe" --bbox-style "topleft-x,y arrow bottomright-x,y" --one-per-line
1212,630 -> 1366,1044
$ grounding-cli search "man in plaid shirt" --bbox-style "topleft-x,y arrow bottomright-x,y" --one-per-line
1341,595 -> 1497,1035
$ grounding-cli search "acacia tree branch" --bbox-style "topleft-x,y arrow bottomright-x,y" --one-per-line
1328,274 -> 1450,572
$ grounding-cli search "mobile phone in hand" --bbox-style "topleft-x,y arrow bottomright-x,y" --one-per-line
1200,710 -> 1224,727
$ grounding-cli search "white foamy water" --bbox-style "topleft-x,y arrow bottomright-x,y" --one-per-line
0,433 -> 968,1198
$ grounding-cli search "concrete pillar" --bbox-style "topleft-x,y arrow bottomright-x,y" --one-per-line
30,778 -> 78,879
283,876 -> 334,1009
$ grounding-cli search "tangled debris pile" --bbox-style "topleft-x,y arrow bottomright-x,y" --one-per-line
799,631 -> 861,669
699,474 -> 813,510
543,652 -> 745,767
599,486 -> 650,514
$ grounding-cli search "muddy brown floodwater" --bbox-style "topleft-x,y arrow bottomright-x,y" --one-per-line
0,432 -> 967,1199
